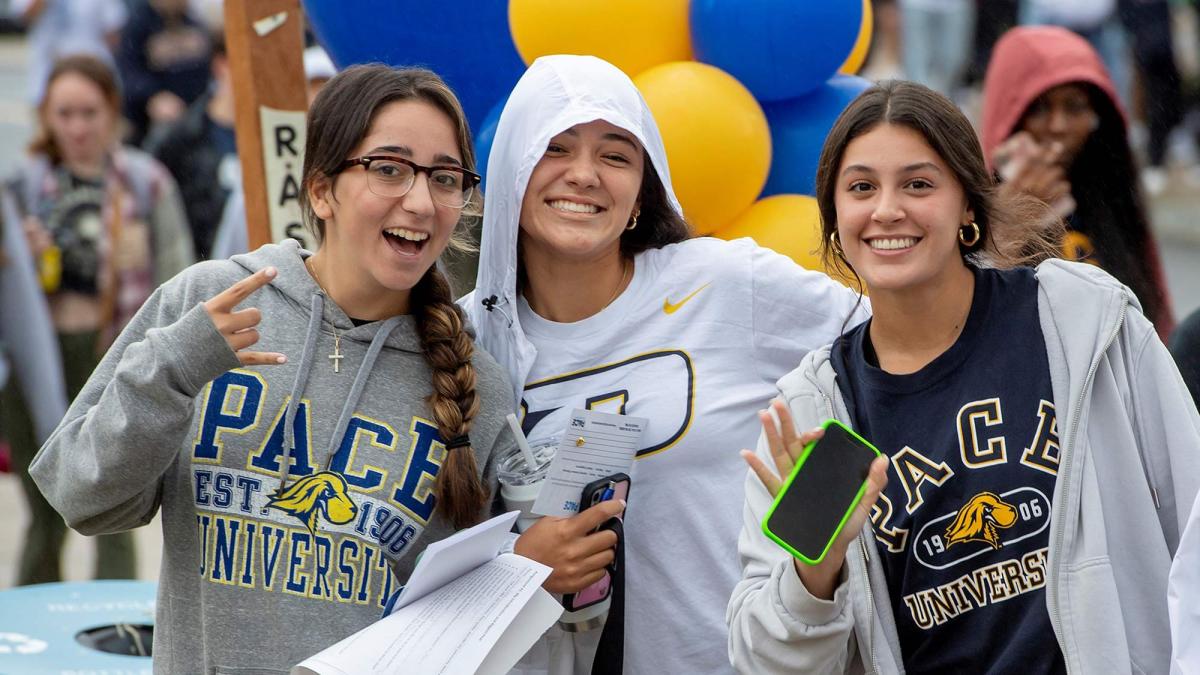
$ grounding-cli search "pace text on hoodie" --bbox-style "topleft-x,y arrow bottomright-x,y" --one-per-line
31,240 -> 517,673
462,54 -> 868,673
729,260 -> 1200,674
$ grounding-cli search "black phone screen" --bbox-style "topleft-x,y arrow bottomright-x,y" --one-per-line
765,422 -> 880,561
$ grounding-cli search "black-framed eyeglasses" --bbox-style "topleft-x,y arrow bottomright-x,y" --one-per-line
338,155 -> 481,208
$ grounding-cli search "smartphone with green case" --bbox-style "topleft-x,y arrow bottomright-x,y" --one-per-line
762,418 -> 882,565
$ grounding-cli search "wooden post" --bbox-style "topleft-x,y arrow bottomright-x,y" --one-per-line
224,0 -> 310,250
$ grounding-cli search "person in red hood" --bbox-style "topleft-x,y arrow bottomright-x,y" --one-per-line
981,25 -> 1174,339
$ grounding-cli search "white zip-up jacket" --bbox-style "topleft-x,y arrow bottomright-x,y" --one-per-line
728,260 -> 1200,674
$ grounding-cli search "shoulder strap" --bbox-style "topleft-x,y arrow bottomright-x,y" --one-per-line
591,517 -> 624,675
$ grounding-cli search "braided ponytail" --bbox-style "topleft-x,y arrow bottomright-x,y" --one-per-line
413,266 -> 488,529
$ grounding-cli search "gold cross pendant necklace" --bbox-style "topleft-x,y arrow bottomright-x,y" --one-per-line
306,258 -> 344,373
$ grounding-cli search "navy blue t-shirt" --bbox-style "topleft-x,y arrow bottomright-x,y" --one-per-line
831,266 -> 1066,674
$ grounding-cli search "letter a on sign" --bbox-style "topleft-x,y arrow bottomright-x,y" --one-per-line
225,0 -> 308,250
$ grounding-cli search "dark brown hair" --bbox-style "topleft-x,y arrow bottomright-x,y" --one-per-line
300,64 -> 486,529
1037,84 -> 1168,332
814,80 -> 1059,285
620,155 -> 691,256
29,55 -> 122,164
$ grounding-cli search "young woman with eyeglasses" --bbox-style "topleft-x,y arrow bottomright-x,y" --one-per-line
31,64 -> 519,672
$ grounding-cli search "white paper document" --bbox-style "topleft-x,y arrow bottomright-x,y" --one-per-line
531,408 -> 648,517
293,512 -> 561,675
396,510 -> 520,611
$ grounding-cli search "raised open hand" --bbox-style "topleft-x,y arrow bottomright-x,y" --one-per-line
741,399 -> 888,599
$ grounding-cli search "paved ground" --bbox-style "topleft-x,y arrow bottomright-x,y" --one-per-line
1,33 -> 1199,588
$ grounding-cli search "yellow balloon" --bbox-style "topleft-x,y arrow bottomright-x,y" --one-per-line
839,0 -> 874,75
713,194 -> 855,287
634,62 -> 771,235
509,0 -> 692,77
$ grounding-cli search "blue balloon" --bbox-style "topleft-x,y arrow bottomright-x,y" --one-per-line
691,0 -> 862,102
762,75 -> 872,197
474,95 -> 508,190
303,0 -> 526,136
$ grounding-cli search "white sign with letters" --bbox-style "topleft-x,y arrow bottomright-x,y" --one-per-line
259,106 -> 309,249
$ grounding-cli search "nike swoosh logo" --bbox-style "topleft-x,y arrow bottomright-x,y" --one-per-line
663,283 -> 710,315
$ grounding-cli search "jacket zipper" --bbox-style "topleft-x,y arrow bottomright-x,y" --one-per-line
858,535 -> 881,675
823,389 -> 881,675
1048,302 -> 1126,672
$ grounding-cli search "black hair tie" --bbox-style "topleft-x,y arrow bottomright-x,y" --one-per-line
445,435 -> 471,450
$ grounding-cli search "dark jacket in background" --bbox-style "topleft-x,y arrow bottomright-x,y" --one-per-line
144,93 -> 236,259
116,1 -> 211,145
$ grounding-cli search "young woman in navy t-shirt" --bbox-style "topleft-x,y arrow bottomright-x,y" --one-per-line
730,80 -> 1200,674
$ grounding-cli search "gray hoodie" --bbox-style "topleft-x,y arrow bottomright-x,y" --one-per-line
728,260 -> 1200,674
31,240 -> 517,673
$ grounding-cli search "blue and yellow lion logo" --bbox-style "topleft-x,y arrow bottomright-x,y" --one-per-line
944,492 -> 1018,550
267,471 -> 358,534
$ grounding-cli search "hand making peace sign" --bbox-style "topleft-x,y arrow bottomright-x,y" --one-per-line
202,266 -> 288,366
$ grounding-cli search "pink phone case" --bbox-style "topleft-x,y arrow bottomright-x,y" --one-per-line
564,479 -> 629,611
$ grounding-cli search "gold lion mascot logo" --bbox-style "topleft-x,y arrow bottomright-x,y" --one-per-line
267,471 -> 358,534
944,492 -> 1018,550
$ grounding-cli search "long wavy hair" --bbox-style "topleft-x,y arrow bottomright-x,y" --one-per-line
1050,84 -> 1167,331
300,64 -> 487,529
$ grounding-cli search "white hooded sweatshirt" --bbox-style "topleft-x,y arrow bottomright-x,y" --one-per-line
461,54 -> 867,673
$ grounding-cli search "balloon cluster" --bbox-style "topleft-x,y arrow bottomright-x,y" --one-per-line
304,0 -> 873,278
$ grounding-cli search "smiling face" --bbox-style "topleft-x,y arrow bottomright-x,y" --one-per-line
834,123 -> 974,295
43,71 -> 117,168
518,120 -> 645,265
309,99 -> 463,305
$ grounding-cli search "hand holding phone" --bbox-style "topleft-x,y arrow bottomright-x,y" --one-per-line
563,473 -> 631,612
513,496 -> 624,594
741,400 -> 888,599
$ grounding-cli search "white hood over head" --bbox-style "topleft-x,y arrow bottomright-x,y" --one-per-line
466,54 -> 684,405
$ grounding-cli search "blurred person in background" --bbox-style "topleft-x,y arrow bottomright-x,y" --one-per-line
962,0 -> 1018,89
897,0 -> 974,98
981,25 -> 1175,339
8,0 -> 126,104
117,0 -> 213,146
303,45 -> 336,106
2,54 -> 194,583
1117,0 -> 1183,196
1021,0 -> 1130,105
145,32 -> 237,260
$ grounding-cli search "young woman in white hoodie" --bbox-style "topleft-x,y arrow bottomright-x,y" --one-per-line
463,55 -> 867,673
731,80 -> 1200,674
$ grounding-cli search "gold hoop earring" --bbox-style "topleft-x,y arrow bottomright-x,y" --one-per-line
829,230 -> 845,257
959,221 -> 981,247
626,208 -> 640,231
